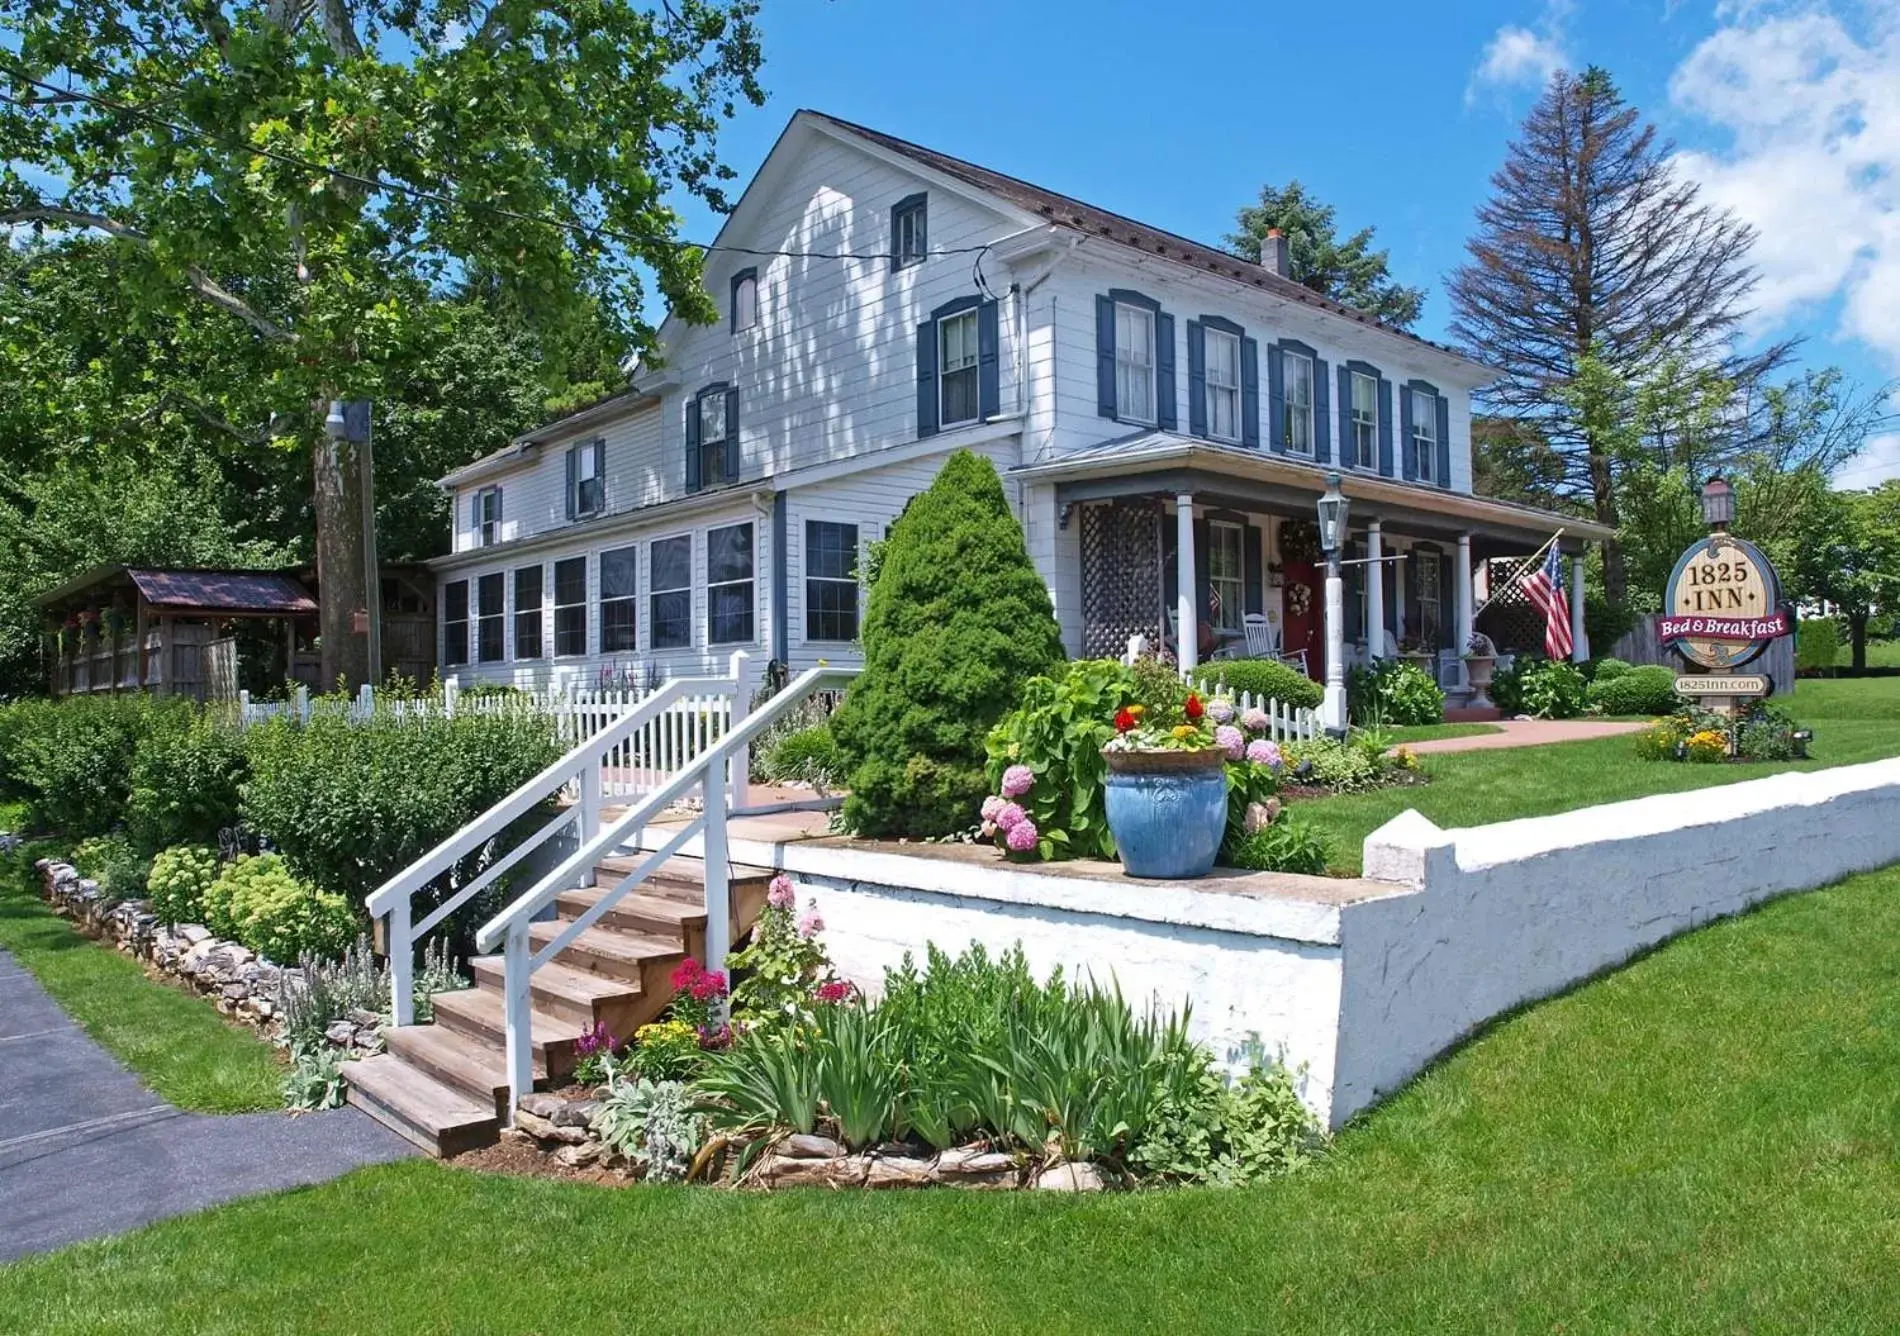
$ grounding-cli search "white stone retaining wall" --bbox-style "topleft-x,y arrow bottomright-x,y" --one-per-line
773,757 -> 1900,1130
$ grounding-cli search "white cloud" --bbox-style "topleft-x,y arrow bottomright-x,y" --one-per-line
1669,2 -> 1900,369
1468,2 -> 1573,103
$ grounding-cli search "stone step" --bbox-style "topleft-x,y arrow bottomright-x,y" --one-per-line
526,920 -> 684,987
344,1052 -> 499,1158
468,954 -> 644,1029
429,987 -> 588,1077
383,1020 -> 535,1118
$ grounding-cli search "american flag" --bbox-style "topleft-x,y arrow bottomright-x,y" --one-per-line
1522,544 -> 1573,659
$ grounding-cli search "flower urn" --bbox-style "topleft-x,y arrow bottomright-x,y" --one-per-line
1101,747 -> 1229,879
1464,654 -> 1497,709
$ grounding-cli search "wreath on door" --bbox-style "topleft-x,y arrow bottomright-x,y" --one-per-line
1286,582 -> 1312,619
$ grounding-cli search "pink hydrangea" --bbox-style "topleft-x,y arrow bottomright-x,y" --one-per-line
1215,724 -> 1244,760
980,820 -> 998,840
1240,708 -> 1270,732
1246,739 -> 1283,768
766,873 -> 795,910
1208,698 -> 1235,723
796,901 -> 825,939
995,802 -> 1026,831
980,795 -> 1006,823
1001,764 -> 1035,798
1004,817 -> 1040,853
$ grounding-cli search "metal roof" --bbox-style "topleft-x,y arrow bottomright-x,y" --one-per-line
38,566 -> 318,615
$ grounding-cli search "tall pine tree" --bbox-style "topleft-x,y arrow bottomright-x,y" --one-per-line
1227,181 -> 1425,330
1449,67 -> 1787,604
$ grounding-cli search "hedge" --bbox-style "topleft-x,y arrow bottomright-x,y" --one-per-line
1584,664 -> 1681,717
1192,659 -> 1323,711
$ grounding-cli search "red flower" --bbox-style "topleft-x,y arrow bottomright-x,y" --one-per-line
814,979 -> 857,1005
1184,693 -> 1204,721
688,968 -> 729,1003
669,957 -> 705,991
1114,707 -> 1137,733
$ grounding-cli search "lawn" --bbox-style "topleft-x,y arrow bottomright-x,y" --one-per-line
0,846 -> 283,1113
1303,676 -> 1900,873
5,856 -> 1900,1332
1381,721 -> 1502,743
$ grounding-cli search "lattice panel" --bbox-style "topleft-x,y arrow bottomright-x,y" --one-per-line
1477,557 -> 1545,653
1080,500 -> 1163,659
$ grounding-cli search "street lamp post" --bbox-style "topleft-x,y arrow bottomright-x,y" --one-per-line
1316,473 -> 1351,736
1700,475 -> 1734,533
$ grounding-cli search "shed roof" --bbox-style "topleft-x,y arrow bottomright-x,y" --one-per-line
37,566 -> 317,616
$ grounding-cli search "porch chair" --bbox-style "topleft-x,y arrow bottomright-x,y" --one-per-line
1241,613 -> 1309,675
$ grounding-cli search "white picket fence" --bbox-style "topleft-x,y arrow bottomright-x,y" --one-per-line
1118,633 -> 1323,743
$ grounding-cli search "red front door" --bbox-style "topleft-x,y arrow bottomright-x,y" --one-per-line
1282,562 -> 1322,680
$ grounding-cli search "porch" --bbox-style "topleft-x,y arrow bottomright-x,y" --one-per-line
1020,435 -> 1611,728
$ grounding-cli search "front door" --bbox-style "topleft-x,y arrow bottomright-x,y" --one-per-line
1282,562 -> 1321,679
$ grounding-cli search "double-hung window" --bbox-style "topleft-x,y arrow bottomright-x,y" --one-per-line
707,522 -> 754,645
1204,328 -> 1241,443
1115,302 -> 1156,424
567,442 -> 604,519
476,573 -> 505,663
553,557 -> 588,657
1411,388 -> 1439,484
1208,522 -> 1244,633
698,390 -> 731,489
600,546 -> 637,653
443,580 -> 469,667
805,521 -> 859,642
649,535 -> 692,650
1349,371 -> 1378,470
1417,550 -> 1442,647
1283,350 -> 1314,455
891,194 -> 927,268
476,487 -> 502,547
513,566 -> 543,660
731,269 -> 758,333
939,308 -> 980,427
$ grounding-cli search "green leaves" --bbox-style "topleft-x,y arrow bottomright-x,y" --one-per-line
984,659 -> 1141,861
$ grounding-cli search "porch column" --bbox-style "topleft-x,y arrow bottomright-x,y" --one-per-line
1176,493 -> 1198,672
1456,533 -> 1475,656
1570,553 -> 1590,662
1365,521 -> 1386,660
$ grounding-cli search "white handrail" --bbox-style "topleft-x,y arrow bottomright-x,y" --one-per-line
475,662 -> 857,1110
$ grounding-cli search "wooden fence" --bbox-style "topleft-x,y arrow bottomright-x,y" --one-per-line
1605,620 -> 1796,697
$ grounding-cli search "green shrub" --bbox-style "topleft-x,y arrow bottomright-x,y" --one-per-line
1736,703 -> 1804,761
1192,659 -> 1322,711
283,1044 -> 348,1112
71,832 -> 151,903
1585,664 -> 1680,717
625,1020 -> 704,1083
1494,657 -> 1586,719
590,1077 -> 706,1181
1797,618 -> 1839,674
1347,660 -> 1444,726
1132,1043 -> 1323,1185
984,659 -> 1139,860
241,704 -> 562,926
762,724 -> 844,788
127,708 -> 247,853
831,450 -> 1065,838
147,844 -> 221,926
1226,818 -> 1331,875
1590,657 -> 1633,682
4,696 -> 179,835
203,854 -> 357,963
1281,738 -> 1387,793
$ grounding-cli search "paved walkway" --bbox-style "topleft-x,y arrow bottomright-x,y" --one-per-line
0,948 -> 414,1263
1405,719 -> 1650,754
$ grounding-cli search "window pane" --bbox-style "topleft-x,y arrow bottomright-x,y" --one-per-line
444,580 -> 469,622
553,558 -> 588,657
650,590 -> 692,649
806,522 -> 858,581
651,535 -> 691,592
942,366 -> 979,425
554,557 -> 587,607
707,523 -> 753,584
699,393 -> 726,443
806,578 -> 858,642
513,566 -> 543,660
478,617 -> 505,663
735,275 -> 757,330
478,573 -> 504,617
600,547 -> 637,601
601,598 -> 637,653
709,583 -> 754,644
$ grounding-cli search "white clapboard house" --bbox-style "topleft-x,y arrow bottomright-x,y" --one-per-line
431,110 -> 1605,714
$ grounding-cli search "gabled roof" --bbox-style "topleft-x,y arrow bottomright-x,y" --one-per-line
807,112 -> 1490,375
37,566 -> 318,615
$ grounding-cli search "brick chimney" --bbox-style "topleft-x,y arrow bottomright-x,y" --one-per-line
1261,227 -> 1289,278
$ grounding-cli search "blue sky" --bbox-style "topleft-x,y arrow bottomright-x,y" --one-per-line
671,0 -> 1900,481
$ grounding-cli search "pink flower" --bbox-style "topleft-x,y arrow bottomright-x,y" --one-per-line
980,820 -> 998,840
980,795 -> 1006,823
994,802 -> 1026,831
1001,764 -> 1035,798
767,873 -> 795,910
1005,818 -> 1040,853
1215,724 -> 1244,760
1208,699 -> 1235,723
1246,739 -> 1282,768
797,901 -> 825,939
1241,708 -> 1270,732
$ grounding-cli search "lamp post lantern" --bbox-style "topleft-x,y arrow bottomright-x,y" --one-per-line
1699,474 -> 1734,532
1317,474 -> 1351,735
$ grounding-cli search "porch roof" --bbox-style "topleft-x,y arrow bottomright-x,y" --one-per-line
1013,433 -> 1613,550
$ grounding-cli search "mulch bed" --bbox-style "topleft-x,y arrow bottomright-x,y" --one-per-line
449,1132 -> 630,1188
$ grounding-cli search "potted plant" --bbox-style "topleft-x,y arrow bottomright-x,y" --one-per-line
1463,632 -> 1499,708
1099,690 -> 1229,879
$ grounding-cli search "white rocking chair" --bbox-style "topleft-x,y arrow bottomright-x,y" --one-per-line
1242,612 -> 1309,675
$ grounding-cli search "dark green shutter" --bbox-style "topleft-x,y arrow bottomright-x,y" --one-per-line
469,491 -> 480,533
1240,337 -> 1260,449
916,319 -> 939,438
1314,357 -> 1332,462
684,395 -> 702,492
1377,375 -> 1394,478
1400,383 -> 1416,480
564,448 -> 577,520
1435,395 -> 1452,489
1155,312 -> 1176,430
1186,320 -> 1207,439
1244,522 -> 1264,613
1335,364 -> 1352,466
591,440 -> 605,511
1095,295 -> 1117,418
1267,344 -> 1286,453
723,390 -> 741,482
977,298 -> 1000,420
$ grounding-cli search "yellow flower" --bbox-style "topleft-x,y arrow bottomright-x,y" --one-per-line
1171,724 -> 1198,739
1128,704 -> 1146,718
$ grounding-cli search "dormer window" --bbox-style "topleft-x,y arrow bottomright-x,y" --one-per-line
475,486 -> 503,547
891,193 -> 927,269
731,268 -> 758,332
566,440 -> 605,520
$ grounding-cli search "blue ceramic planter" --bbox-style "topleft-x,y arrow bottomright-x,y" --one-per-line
1102,748 -> 1229,879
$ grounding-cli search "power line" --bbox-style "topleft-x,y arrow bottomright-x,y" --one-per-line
1,66 -> 996,267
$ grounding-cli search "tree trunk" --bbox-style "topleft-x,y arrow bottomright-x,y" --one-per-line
1587,446 -> 1626,605
313,430 -> 371,692
1851,614 -> 1868,673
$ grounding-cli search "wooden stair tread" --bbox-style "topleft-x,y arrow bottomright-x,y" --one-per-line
527,920 -> 684,969
557,885 -> 707,926
383,1021 -> 533,1112
345,1053 -> 497,1157
469,953 -> 643,1003
595,853 -> 775,885
430,987 -> 588,1045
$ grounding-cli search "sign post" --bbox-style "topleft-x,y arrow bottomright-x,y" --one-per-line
1654,477 -> 1791,751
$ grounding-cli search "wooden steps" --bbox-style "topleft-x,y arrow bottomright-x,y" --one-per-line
344,848 -> 768,1157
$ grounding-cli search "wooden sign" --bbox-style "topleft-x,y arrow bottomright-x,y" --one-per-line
1675,674 -> 1769,697
1657,534 -> 1788,671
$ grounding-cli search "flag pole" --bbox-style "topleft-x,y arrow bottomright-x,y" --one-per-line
1471,528 -> 1565,620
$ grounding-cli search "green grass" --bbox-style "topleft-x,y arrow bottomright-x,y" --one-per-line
0,847 -> 283,1113
1303,676 -> 1900,873
0,799 -> 27,832
7,860 -> 1900,1332
1380,722 -> 1502,743
1836,638 -> 1900,668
